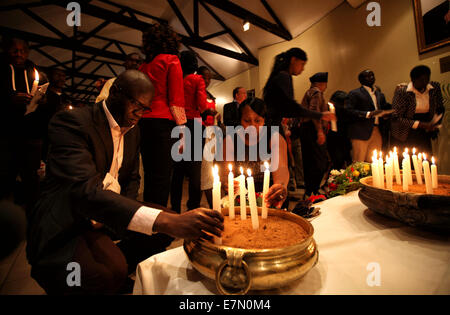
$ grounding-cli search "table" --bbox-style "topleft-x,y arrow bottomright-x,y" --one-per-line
133,191 -> 450,295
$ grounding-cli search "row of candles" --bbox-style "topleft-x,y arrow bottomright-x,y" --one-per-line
211,163 -> 271,244
371,147 -> 438,194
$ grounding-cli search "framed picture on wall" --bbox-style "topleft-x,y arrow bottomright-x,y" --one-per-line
413,0 -> 450,54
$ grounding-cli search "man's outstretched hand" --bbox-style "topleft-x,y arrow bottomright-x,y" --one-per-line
153,208 -> 224,241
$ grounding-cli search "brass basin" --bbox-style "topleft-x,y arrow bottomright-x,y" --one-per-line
183,207 -> 319,295
359,175 -> 450,232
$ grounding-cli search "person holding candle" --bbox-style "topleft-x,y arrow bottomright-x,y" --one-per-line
0,37 -> 48,213
299,72 -> 332,198
391,65 -> 445,158
262,48 -> 336,133
26,71 -> 224,295
347,70 -> 392,163
220,98 -> 289,209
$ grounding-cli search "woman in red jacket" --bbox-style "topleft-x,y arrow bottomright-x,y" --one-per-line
139,23 -> 186,207
170,51 -> 208,213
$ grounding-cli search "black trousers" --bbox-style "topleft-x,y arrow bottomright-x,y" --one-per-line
327,131 -> 352,171
31,230 -> 173,295
170,119 -> 204,213
299,122 -> 330,196
0,136 -> 42,214
139,118 -> 177,207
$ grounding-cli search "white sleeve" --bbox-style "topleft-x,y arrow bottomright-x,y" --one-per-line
127,206 -> 162,235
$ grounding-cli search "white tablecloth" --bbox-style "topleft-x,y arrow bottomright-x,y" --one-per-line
133,191 -> 450,295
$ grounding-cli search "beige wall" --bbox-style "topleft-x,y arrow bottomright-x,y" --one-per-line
211,0 -> 450,172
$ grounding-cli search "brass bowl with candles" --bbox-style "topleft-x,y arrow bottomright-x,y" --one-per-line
359,175 -> 450,232
183,207 -> 318,295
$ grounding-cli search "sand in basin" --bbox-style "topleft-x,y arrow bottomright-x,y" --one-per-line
221,216 -> 308,249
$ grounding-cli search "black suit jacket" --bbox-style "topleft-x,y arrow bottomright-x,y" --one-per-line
346,86 -> 391,141
223,101 -> 240,127
391,81 -> 445,142
26,102 -> 142,267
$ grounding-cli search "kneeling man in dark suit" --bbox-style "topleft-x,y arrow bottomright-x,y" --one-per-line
26,70 -> 223,295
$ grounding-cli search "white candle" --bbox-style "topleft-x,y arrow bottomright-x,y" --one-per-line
212,165 -> 222,244
378,151 -> 385,189
393,148 -> 402,185
328,102 -> 338,132
411,148 -> 423,185
372,155 -> 380,188
418,153 -> 423,178
262,162 -> 270,219
405,149 -> 413,185
239,167 -> 246,221
30,69 -> 39,96
402,159 -> 409,192
422,155 -> 433,194
228,164 -> 235,220
431,157 -> 438,189
246,169 -> 259,230
386,155 -> 393,191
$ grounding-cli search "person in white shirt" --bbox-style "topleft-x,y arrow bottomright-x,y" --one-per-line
27,70 -> 224,295
347,70 -> 392,162
391,65 -> 445,157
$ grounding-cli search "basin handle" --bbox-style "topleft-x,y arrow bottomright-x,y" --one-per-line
215,249 -> 252,295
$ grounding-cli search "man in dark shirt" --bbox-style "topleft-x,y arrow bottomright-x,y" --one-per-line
223,87 -> 247,127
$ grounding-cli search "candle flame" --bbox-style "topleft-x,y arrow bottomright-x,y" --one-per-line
418,153 -> 422,159
264,161 -> 269,170
328,102 -> 335,109
247,169 -> 252,177
379,151 -> 382,159
413,148 -> 416,155
34,69 -> 39,81
423,153 -> 427,161
405,148 -> 409,154
393,147 -> 397,153
240,167 -> 244,175
432,157 -> 435,164
228,164 -> 232,172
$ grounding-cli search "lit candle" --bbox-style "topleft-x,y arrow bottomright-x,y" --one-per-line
262,162 -> 270,219
246,169 -> 259,230
372,154 -> 380,188
385,155 -> 393,190
378,151 -> 385,189
30,69 -> 39,96
239,167 -> 246,221
393,148 -> 402,185
212,165 -> 222,244
402,158 -> 409,192
328,102 -> 337,132
405,148 -> 413,185
418,153 -> 423,177
431,157 -> 438,189
228,164 -> 235,220
422,155 -> 433,194
411,148 -> 423,185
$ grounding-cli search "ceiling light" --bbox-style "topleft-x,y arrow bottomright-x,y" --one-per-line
243,20 -> 250,32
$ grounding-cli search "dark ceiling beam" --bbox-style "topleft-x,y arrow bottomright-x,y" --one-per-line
114,41 -> 127,56
77,42 -> 114,72
167,0 -> 195,38
97,0 -> 167,24
194,0 -> 199,36
201,30 -> 228,41
106,63 -> 118,77
48,1 -> 258,65
0,26 -> 126,62
199,1 -> 256,62
21,7 -> 69,40
77,31 -> 141,50
260,0 -> 290,37
200,0 -> 292,41
34,47 -> 71,70
184,46 -> 225,81
0,1 -> 44,11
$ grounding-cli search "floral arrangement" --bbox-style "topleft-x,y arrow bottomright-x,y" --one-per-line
327,162 -> 372,198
